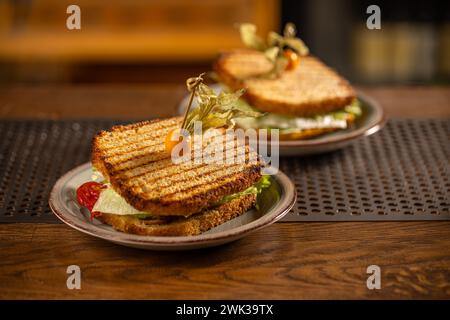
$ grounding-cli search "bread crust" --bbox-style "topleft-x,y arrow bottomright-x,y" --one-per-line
214,49 -> 356,117
96,194 -> 257,236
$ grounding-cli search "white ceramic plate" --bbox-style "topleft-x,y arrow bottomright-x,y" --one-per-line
49,163 -> 296,250
176,84 -> 385,156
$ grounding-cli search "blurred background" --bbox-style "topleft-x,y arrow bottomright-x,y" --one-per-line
0,0 -> 449,85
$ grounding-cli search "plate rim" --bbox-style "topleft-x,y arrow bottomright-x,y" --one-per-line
176,84 -> 386,148
49,162 -> 296,247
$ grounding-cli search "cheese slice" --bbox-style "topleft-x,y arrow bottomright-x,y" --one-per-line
235,113 -> 348,131
92,187 -> 150,216
234,98 -> 361,132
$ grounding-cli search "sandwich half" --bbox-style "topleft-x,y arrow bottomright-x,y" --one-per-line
213,49 -> 361,140
84,117 -> 267,236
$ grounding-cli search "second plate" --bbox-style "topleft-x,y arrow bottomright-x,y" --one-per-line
176,84 -> 385,156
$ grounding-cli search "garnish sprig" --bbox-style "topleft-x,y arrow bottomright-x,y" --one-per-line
181,72 -> 206,129
166,73 -> 262,155
182,75 -> 263,135
239,22 -> 309,78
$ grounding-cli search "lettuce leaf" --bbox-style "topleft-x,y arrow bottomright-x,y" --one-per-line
215,175 -> 272,207
235,99 -> 362,131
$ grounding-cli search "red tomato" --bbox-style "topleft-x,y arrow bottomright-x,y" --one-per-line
76,182 -> 105,212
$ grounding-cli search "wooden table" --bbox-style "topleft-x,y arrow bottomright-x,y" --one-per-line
0,85 -> 449,299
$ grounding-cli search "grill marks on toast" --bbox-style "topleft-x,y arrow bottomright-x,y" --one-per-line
92,118 -> 262,216
107,145 -> 168,172
214,49 -> 356,117
98,118 -> 180,150
104,127 -> 229,168
160,167 -> 260,202
135,163 -> 256,199
105,131 -> 248,176
118,142 -> 251,186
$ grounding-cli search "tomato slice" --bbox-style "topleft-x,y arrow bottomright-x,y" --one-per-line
76,181 -> 105,213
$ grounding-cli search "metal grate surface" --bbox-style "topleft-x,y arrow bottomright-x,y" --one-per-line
0,119 -> 127,223
0,119 -> 449,223
281,119 -> 450,221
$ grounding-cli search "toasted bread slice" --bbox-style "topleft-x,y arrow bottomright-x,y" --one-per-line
92,117 -> 262,217
214,49 -> 356,117
96,194 -> 256,236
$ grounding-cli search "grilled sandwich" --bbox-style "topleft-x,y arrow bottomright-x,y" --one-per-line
79,117 -> 268,236
213,49 -> 362,140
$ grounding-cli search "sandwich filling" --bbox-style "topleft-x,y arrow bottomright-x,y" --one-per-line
87,175 -> 272,219
209,81 -> 362,136
233,98 -> 362,135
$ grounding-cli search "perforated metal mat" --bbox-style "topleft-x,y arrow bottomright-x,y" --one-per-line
0,120 -> 124,223
0,119 -> 449,223
281,119 -> 450,221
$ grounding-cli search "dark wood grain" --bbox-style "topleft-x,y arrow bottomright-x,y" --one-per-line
0,222 -> 449,299
0,85 -> 186,120
0,85 -> 449,119
0,85 -> 449,299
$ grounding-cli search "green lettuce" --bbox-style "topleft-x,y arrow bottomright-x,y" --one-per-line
235,99 -> 362,132
214,175 -> 272,207
328,99 -> 362,120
